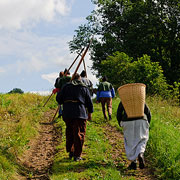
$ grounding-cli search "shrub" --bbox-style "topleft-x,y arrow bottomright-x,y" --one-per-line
101,52 -> 170,97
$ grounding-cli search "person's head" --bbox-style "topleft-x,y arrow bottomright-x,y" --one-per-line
59,71 -> 64,77
102,76 -> 108,82
80,70 -> 86,78
73,73 -> 81,80
64,68 -> 70,75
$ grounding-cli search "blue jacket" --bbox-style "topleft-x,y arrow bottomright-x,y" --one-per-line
96,81 -> 115,101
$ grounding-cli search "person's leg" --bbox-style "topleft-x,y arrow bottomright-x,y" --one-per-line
128,160 -> 137,170
64,118 -> 74,158
100,97 -> 107,119
73,119 -> 87,161
58,105 -> 63,118
138,152 -> 145,169
106,97 -> 112,120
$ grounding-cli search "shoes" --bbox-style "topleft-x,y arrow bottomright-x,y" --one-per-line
138,153 -> 145,169
69,152 -> 74,159
109,115 -> 112,120
128,161 -> 137,170
74,156 -> 83,161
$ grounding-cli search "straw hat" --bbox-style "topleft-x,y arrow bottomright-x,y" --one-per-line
118,83 -> 146,118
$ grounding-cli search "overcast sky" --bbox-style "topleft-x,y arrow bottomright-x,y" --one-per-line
0,0 -> 97,94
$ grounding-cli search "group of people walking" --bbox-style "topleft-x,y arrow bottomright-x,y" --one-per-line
53,69 -> 151,170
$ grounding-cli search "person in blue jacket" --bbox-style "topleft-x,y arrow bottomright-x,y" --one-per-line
96,76 -> 115,120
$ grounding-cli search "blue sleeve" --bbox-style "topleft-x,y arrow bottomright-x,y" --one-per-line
111,88 -> 115,98
96,91 -> 100,101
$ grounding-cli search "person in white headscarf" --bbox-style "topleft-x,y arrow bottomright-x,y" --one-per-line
117,102 -> 151,170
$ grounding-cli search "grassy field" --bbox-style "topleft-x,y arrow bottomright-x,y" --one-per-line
0,93 -> 180,179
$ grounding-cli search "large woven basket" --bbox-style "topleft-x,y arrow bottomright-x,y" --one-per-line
118,83 -> 146,118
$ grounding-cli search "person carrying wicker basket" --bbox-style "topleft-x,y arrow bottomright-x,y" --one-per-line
116,83 -> 151,170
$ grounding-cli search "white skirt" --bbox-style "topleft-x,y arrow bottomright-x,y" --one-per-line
121,119 -> 149,161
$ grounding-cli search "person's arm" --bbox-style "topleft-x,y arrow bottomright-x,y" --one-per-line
56,86 -> 65,105
85,88 -> 94,114
88,113 -> 92,120
116,102 -> 124,126
96,91 -> 100,102
144,104 -> 151,124
111,87 -> 115,98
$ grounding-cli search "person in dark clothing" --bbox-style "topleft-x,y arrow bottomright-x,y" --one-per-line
54,71 -> 64,89
80,70 -> 93,96
53,71 -> 64,117
56,73 -> 93,161
58,68 -> 71,89
117,102 -> 151,170
54,69 -> 71,118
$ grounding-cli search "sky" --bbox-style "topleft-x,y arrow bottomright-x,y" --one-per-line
0,0 -> 98,94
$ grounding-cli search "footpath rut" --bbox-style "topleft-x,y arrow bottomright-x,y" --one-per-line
104,124 -> 155,180
18,110 -> 61,180
17,109 -> 155,180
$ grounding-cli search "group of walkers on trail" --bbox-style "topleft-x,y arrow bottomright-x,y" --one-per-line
52,69 -> 151,170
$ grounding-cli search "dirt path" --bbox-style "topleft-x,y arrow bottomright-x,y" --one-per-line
18,110 -> 61,180
104,124 -> 155,180
17,109 -> 155,180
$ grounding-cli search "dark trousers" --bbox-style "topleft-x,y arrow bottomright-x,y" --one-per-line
63,118 -> 87,157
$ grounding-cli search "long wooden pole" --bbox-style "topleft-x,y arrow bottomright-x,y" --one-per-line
82,58 -> 87,78
65,47 -> 84,76
51,41 -> 91,121
51,104 -> 60,122
71,41 -> 91,80
43,48 -> 84,107
43,92 -> 54,107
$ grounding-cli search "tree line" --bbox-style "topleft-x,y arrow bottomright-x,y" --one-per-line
69,0 -> 180,100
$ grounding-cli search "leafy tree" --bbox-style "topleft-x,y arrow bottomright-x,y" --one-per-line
8,88 -> 24,94
69,0 -> 180,85
101,52 -> 169,96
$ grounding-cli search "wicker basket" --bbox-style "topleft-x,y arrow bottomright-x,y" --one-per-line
117,83 -> 146,118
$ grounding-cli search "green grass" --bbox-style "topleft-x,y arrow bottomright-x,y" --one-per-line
0,93 -> 180,179
0,93 -> 56,180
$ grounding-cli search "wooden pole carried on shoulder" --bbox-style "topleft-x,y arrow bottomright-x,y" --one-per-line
51,40 -> 91,122
65,47 -> 84,76
71,40 -> 91,80
43,48 -> 84,107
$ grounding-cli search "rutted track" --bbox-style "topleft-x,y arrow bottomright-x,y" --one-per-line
103,124 -> 156,180
18,110 -> 61,180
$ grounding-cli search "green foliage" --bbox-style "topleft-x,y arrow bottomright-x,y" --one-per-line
8,88 -> 24,94
0,93 -> 49,180
69,0 -> 180,85
101,52 -> 169,97
0,93 -> 180,179
146,96 -> 180,179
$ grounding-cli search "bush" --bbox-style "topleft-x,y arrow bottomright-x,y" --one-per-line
101,52 -> 170,97
8,88 -> 24,94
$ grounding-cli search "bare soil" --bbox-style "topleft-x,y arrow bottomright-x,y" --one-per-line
17,109 -> 155,180
103,124 -> 156,180
18,110 -> 61,180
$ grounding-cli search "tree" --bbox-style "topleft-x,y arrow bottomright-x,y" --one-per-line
69,0 -> 180,85
101,52 -> 169,96
8,88 -> 24,94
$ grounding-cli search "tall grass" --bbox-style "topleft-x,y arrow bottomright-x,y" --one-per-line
0,93 -> 55,180
0,93 -> 179,179
146,96 -> 180,179
111,96 -> 180,179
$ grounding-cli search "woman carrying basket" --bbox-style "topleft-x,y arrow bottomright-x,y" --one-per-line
116,83 -> 151,170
